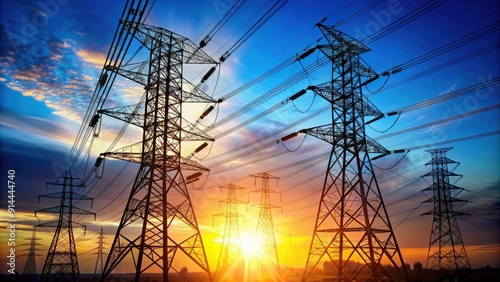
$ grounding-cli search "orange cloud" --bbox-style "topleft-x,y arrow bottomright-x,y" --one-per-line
77,49 -> 106,68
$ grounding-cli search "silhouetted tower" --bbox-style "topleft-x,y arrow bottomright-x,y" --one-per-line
250,172 -> 281,280
35,170 -> 95,282
214,184 -> 246,281
93,227 -> 105,282
21,227 -> 42,280
300,24 -> 408,281
100,21 -> 217,281
421,147 -> 471,277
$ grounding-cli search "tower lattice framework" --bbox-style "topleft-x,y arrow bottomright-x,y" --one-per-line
21,227 -> 42,279
250,172 -> 281,280
100,21 -> 217,281
36,170 -> 95,282
301,24 -> 408,281
93,226 -> 105,282
421,147 -> 471,276
214,184 -> 246,281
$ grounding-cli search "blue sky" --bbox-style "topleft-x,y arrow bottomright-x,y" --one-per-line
0,0 -> 499,275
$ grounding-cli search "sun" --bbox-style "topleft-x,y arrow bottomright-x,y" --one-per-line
240,232 -> 264,259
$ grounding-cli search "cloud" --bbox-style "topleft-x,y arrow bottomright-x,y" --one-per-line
0,0 -> 118,125
0,27 -> 98,121
77,49 -> 106,68
0,108 -> 76,146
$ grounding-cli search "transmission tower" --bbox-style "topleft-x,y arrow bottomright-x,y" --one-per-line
213,184 -> 246,281
20,227 -> 42,281
299,24 -> 408,281
421,147 -> 472,278
100,21 -> 217,281
250,172 -> 281,281
35,170 -> 95,282
93,227 -> 106,282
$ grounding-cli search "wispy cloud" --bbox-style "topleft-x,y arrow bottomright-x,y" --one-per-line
0,0 -> 118,124
77,49 -> 106,68
0,108 -> 76,145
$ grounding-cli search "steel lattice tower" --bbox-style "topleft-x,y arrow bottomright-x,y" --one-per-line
93,227 -> 105,282
301,24 -> 408,281
35,170 -> 95,282
421,147 -> 471,277
250,172 -> 281,280
21,227 -> 42,280
213,184 -> 246,281
100,21 -> 217,281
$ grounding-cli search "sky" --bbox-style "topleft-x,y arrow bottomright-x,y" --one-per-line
0,0 -> 499,278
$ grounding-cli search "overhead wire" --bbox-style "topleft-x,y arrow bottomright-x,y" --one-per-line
213,74 -> 499,168
371,150 -> 410,171
210,57 -> 329,130
391,203 -> 424,230
464,189 -> 500,201
202,109 -> 496,215
195,0 -> 422,144
379,42 -> 499,94
226,0 -> 289,58
331,0 -> 381,28
212,0 -> 377,102
204,105 -> 328,164
368,113 -> 400,133
66,0 -> 154,173
197,0 -> 247,48
376,104 -> 500,142
384,76 -> 500,116
207,4 -> 497,146
59,1 -> 500,245
385,21 -> 499,74
362,0 -> 449,45
394,129 -> 500,152
74,0 -> 311,219
461,217 -> 498,231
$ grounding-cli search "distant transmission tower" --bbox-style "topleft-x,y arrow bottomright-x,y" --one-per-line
299,24 -> 408,281
36,170 -> 95,282
21,227 -> 42,280
93,227 -> 105,282
250,172 -> 281,280
214,184 -> 246,281
100,21 -> 217,281
421,147 -> 472,278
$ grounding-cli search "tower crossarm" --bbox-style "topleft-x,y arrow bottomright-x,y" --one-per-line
121,21 -> 217,65
422,182 -> 465,192
99,103 -> 145,127
106,62 -> 148,85
100,106 -> 214,141
38,192 -> 93,203
212,212 -> 245,218
425,157 -> 459,166
46,177 -> 85,188
102,144 -> 209,171
219,200 -> 248,205
317,23 -> 371,54
422,170 -> 462,178
35,206 -> 96,219
105,63 -> 218,104
299,125 -> 389,154
249,172 -> 280,180
251,203 -> 282,210
307,82 -> 382,117
36,220 -> 88,230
